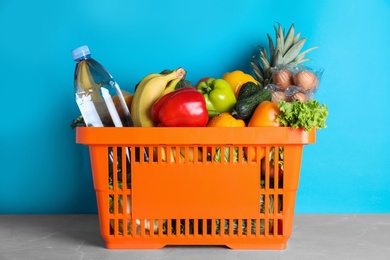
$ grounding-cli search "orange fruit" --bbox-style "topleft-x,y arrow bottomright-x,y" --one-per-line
123,94 -> 133,110
244,146 -> 266,162
248,101 -> 281,127
113,90 -> 133,118
207,112 -> 246,127
222,70 -> 258,98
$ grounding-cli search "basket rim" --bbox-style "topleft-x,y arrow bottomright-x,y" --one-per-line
76,127 -> 316,145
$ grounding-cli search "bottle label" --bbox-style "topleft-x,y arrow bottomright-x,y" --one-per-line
76,95 -> 104,127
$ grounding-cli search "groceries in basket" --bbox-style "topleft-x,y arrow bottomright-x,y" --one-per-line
73,23 -> 328,249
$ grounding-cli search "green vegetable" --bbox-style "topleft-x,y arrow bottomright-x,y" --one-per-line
237,81 -> 261,100
196,78 -> 237,113
71,115 -> 85,129
159,69 -> 172,75
175,79 -> 192,90
276,100 -> 328,131
214,147 -> 241,162
231,87 -> 271,120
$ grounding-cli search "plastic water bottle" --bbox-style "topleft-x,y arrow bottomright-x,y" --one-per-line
72,45 -> 133,127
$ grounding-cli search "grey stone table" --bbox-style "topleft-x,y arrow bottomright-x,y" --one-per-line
1,214 -> 389,260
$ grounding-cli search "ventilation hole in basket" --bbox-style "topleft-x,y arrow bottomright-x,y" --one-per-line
144,147 -> 150,163
278,174 -> 283,189
223,219 -> 229,235
237,146 -> 243,162
173,219 -> 179,235
278,147 -> 284,189
240,219 -> 246,235
278,194 -> 283,213
109,194 -> 114,213
117,219 -> 124,235
116,147 -> 123,182
171,219 -> 179,235
260,193 -> 265,214
108,147 -> 114,186
134,147 -> 141,162
123,218 -> 131,236
233,219 -> 239,235
152,147 -> 160,163
277,218 -> 283,235
150,147 -> 156,162
174,219 -> 183,235
195,219 -> 200,235
150,220 -> 157,235
142,219 -> 153,236
125,148 -> 131,189
161,219 -> 168,235
228,146 -> 234,163
244,146 -> 252,163
269,194 -> 275,214
118,195 -> 123,214
201,147 -> 208,162
196,147 -> 203,162
260,156 -> 266,187
261,146 -> 277,189
206,219 -> 212,235
259,219 -> 265,235
250,219 -> 256,235
167,219 -> 173,235
166,219 -> 170,235
206,147 -> 214,162
260,177 -> 265,190
271,218 -> 278,236
109,219 -> 114,235
212,219 -> 219,235
186,147 -> 192,163
128,219 -> 133,236
269,219 -> 275,235
246,219 -> 252,235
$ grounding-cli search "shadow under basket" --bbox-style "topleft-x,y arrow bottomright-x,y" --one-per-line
76,127 -> 315,250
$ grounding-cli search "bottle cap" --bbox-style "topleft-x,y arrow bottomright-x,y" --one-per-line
71,45 -> 91,60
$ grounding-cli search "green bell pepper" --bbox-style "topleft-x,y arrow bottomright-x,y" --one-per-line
196,78 -> 237,113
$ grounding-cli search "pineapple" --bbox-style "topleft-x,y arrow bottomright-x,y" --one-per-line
251,23 -> 319,88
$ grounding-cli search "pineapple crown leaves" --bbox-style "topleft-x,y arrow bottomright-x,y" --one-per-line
251,23 -> 319,88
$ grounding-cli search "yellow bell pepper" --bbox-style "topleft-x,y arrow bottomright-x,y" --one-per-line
222,70 -> 258,98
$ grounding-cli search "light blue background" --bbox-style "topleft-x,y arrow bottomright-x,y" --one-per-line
1,0 -> 389,214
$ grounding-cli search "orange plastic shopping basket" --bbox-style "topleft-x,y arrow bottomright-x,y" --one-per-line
76,126 -> 315,250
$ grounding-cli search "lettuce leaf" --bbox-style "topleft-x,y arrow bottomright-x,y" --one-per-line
276,100 -> 328,131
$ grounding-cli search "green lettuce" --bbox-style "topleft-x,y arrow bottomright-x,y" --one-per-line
276,100 -> 328,131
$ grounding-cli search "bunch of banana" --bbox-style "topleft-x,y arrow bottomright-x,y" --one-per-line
161,78 -> 181,96
131,68 -> 187,127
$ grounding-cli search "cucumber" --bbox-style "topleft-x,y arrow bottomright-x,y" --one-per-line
231,88 -> 272,120
237,82 -> 260,100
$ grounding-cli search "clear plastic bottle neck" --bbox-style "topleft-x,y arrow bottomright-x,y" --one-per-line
75,54 -> 91,61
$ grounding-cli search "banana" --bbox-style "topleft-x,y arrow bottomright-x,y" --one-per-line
161,78 -> 180,96
153,146 -> 203,162
177,147 -> 203,162
131,68 -> 187,127
153,147 -> 177,162
134,73 -> 160,91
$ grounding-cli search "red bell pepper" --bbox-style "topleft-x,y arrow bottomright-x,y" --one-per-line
151,87 -> 209,127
